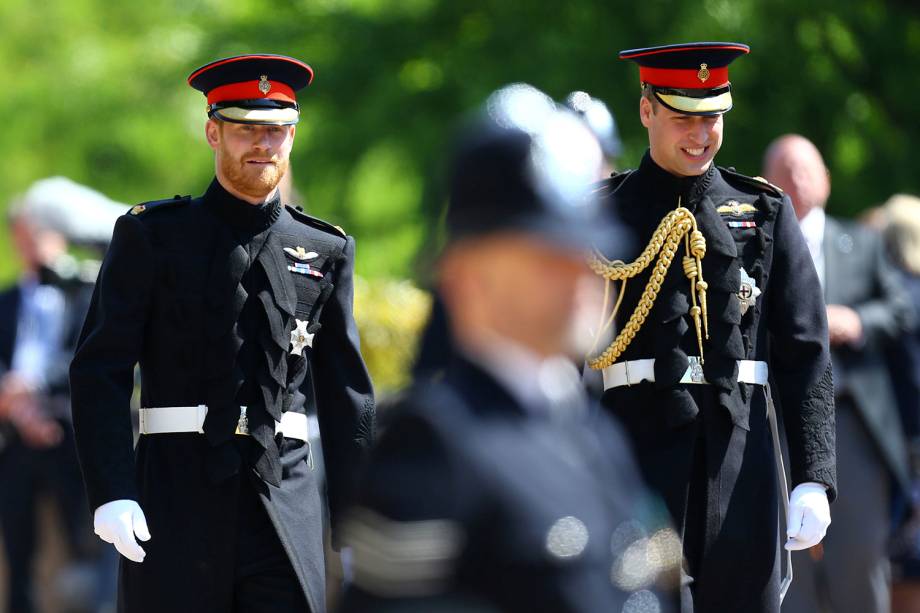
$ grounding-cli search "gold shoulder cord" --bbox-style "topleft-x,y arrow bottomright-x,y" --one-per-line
587,199 -> 709,370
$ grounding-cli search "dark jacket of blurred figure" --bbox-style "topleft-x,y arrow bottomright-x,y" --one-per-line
765,134 -> 914,613
0,197 -> 102,613
340,86 -> 676,613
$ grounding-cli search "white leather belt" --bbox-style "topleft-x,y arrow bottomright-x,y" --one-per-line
602,357 -> 768,390
138,405 -> 309,442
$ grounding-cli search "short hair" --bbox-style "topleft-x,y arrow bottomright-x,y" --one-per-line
640,83 -> 659,112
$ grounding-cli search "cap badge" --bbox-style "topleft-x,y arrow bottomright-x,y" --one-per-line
130,204 -> 146,216
698,63 -> 710,83
258,75 -> 271,95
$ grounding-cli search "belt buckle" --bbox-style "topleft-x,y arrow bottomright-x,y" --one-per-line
624,360 -> 631,387
687,356 -> 705,384
234,407 -> 249,436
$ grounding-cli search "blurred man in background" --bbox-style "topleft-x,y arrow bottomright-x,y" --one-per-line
764,134 -> 914,613
0,178 -> 120,613
339,85 -> 676,613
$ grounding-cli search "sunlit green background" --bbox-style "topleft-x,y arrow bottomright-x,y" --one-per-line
0,0 -> 918,389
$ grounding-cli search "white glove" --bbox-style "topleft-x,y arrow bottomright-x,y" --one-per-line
785,482 -> 831,551
93,499 -> 151,563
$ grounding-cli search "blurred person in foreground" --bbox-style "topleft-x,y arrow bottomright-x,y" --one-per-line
339,84 -> 677,613
412,89 -> 626,384
763,134 -> 913,613
412,91 -> 625,382
69,54 -> 375,613
588,43 -> 836,612
0,178 -> 118,613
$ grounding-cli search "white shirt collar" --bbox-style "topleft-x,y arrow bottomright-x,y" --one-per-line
798,207 -> 826,251
797,206 -> 826,289
460,333 -> 584,416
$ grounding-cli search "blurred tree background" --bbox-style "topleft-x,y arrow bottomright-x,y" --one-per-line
0,0 -> 917,388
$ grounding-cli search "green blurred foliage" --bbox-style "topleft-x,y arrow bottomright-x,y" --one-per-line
0,0 -> 918,288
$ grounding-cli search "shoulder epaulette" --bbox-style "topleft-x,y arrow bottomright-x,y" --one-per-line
718,167 -> 784,197
128,194 -> 192,217
285,204 -> 347,238
591,169 -> 635,198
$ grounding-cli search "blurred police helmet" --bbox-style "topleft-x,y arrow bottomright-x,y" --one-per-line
447,83 -> 630,257
564,91 -> 622,159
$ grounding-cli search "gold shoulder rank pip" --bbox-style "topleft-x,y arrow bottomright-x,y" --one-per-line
716,200 -> 757,217
129,195 -> 191,216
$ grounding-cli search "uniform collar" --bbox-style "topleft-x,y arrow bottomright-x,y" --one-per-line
203,177 -> 282,231
634,150 -> 717,212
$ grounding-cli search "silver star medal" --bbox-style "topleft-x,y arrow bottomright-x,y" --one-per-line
290,319 -> 314,356
738,267 -> 761,316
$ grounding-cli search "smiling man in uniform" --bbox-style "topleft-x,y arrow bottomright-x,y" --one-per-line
586,42 -> 836,612
70,54 -> 375,613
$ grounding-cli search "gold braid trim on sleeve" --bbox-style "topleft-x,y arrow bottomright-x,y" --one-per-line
587,203 -> 709,370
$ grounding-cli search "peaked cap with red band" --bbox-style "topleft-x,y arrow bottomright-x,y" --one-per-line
619,42 -> 750,116
188,54 -> 314,125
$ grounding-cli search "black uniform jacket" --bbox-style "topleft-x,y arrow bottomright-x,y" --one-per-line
70,179 -> 375,613
339,353 -> 676,613
594,153 -> 836,612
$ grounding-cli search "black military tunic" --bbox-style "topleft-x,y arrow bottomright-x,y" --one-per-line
70,178 -> 375,612
339,354 -> 677,613
595,153 -> 836,612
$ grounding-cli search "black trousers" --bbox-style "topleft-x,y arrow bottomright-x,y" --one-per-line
0,422 -> 102,613
230,471 -> 310,613
118,442 -> 310,613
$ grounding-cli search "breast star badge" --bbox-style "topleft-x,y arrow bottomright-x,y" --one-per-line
738,267 -> 761,316
290,319 -> 314,356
